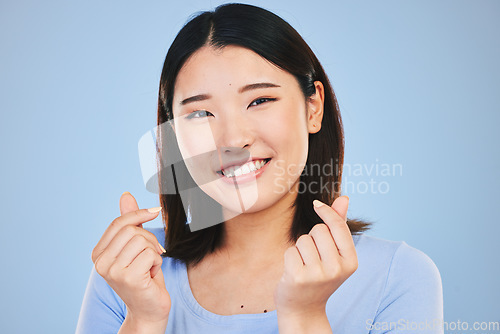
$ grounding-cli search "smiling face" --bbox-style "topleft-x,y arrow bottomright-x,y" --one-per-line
171,45 -> 323,220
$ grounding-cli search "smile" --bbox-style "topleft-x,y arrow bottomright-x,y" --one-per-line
217,158 -> 271,178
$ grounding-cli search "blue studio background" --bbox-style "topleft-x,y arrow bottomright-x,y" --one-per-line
1,0 -> 498,332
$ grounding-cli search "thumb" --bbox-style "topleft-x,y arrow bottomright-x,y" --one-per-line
120,191 -> 140,216
331,195 -> 349,222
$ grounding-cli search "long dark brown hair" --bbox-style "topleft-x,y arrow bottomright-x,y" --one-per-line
156,3 -> 372,266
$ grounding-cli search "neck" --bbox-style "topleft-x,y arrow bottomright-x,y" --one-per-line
217,183 -> 299,268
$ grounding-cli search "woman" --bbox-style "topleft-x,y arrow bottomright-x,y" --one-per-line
76,3 -> 443,333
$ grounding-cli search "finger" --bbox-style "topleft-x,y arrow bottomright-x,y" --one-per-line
113,234 -> 161,270
295,234 -> 321,267
120,191 -> 140,216
312,196 -> 356,261
95,234 -> 158,278
120,192 -> 142,229
308,223 -> 340,265
150,259 -> 162,279
110,225 -> 164,257
100,228 -> 163,270
92,207 -> 162,263
127,247 -> 163,280
283,246 -> 304,275
331,196 -> 348,221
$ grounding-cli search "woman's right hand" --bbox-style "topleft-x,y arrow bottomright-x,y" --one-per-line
91,192 -> 171,330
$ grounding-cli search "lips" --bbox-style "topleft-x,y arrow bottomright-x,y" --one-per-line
216,157 -> 272,184
216,157 -> 271,174
216,158 -> 271,176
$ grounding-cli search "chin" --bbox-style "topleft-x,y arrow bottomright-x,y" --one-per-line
221,188 -> 287,216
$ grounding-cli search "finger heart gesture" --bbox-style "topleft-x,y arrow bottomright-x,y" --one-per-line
274,196 -> 358,320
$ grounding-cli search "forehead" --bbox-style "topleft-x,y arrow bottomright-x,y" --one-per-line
173,45 -> 295,102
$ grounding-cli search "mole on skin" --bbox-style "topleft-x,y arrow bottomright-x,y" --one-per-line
239,305 -> 267,313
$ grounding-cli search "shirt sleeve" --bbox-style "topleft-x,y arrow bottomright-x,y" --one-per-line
75,264 -> 127,334
368,242 -> 444,334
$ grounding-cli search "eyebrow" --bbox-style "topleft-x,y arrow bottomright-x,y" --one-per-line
179,82 -> 281,106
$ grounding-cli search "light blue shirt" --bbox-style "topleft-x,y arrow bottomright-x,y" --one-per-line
76,227 -> 443,333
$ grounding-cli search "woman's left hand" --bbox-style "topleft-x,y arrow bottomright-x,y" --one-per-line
274,195 -> 358,324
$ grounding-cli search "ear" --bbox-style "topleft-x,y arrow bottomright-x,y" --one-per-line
307,81 -> 325,134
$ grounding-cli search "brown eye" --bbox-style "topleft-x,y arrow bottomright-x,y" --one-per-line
249,97 -> 277,107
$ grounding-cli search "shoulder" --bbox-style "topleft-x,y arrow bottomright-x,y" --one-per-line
339,234 -> 444,331
354,234 -> 440,271
354,234 -> 443,310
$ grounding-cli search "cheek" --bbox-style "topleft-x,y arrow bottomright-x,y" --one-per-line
266,106 -> 309,175
175,121 -> 217,161
263,104 -> 308,150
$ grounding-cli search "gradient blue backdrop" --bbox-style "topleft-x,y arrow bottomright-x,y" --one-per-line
1,0 -> 498,333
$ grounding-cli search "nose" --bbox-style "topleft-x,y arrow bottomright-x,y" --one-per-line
216,112 -> 255,151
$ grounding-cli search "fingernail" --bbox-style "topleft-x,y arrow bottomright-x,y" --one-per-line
313,199 -> 326,208
147,206 -> 163,213
122,191 -> 131,196
344,195 -> 349,201
158,242 -> 166,253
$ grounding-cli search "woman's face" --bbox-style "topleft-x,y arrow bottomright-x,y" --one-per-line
171,45 -> 322,219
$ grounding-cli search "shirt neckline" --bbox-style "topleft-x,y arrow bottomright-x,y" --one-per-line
172,233 -> 364,325
175,258 -> 277,325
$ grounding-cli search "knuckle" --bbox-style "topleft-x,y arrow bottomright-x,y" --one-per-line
154,252 -> 163,264
91,247 -> 99,263
109,217 -> 120,229
94,258 -> 107,276
309,224 -> 330,240
108,263 -> 120,280
324,261 -> 341,277
312,223 -> 329,235
132,210 -> 141,219
296,234 -> 311,246
122,273 -> 136,287
348,258 -> 359,273
308,267 -> 325,282
131,233 -> 148,245
326,265 -> 341,279
142,236 -> 154,248
143,247 -> 157,257
123,224 -> 137,236
334,263 -> 344,277
145,231 -> 160,245
333,262 -> 354,280
144,229 -> 156,239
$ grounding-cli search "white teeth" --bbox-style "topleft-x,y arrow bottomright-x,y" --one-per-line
241,164 -> 250,174
221,159 -> 268,178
